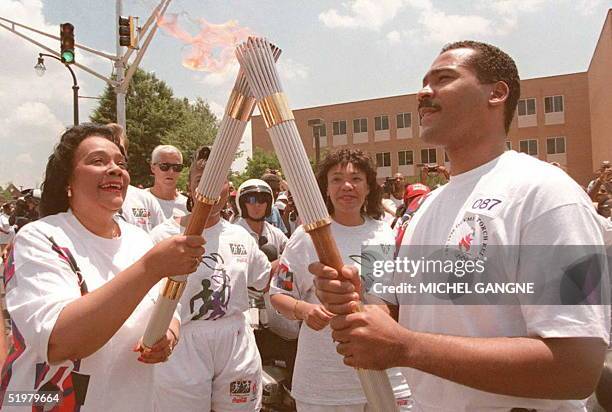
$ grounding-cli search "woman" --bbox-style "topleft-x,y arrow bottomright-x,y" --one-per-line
150,146 -> 271,411
270,149 -> 412,411
1,124 -> 205,411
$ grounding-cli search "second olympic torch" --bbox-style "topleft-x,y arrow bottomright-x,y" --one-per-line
141,45 -> 281,348
236,37 -> 398,412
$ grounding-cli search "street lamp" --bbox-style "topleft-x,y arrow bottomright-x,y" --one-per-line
33,53 -> 79,125
307,118 -> 324,168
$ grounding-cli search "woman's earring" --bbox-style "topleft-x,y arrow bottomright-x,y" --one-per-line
67,186 -> 72,198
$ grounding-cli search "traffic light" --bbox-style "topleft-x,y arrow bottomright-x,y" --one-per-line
118,16 -> 137,48
60,23 -> 75,64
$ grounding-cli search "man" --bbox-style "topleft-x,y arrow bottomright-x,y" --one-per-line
382,173 -> 405,216
107,123 -> 164,233
261,172 -> 288,236
0,203 -> 13,258
235,179 -> 287,258
588,162 -> 612,206
234,179 -> 301,343
310,41 -> 610,410
147,145 -> 189,220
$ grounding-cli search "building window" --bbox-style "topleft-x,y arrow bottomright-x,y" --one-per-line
544,95 -> 564,113
396,113 -> 412,129
546,136 -> 566,154
374,115 -> 389,131
398,150 -> 414,166
444,152 -> 449,162
517,98 -> 536,116
376,152 -> 391,167
421,148 -> 437,164
332,120 -> 347,135
353,118 -> 367,133
505,141 -> 512,150
519,139 -> 538,156
312,123 -> 326,137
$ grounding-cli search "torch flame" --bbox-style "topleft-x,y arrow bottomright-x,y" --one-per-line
157,13 -> 255,72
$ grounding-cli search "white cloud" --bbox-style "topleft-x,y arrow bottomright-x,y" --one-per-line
278,58 -> 309,80
319,0 -> 405,30
198,62 -> 240,87
386,30 -> 401,43
0,0 -> 109,188
207,100 -> 225,119
574,0 -> 605,16
418,10 -> 493,42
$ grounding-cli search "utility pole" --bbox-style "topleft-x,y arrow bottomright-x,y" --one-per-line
115,0 -> 127,128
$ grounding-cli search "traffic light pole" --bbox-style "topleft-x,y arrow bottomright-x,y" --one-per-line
115,0 -> 127,129
38,53 -> 79,125
1,0 -> 172,129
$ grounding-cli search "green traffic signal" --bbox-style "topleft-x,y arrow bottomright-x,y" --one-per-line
62,50 -> 74,63
60,22 -> 75,64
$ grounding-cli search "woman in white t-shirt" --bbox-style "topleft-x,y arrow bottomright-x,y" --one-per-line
150,146 -> 271,411
0,124 -> 205,411
270,149 -> 412,411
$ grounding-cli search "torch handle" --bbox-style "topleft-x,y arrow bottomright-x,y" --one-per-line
184,200 -> 214,236
308,223 -> 398,412
141,200 -> 215,348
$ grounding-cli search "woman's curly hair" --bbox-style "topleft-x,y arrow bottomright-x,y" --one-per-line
39,123 -> 124,217
316,149 -> 383,220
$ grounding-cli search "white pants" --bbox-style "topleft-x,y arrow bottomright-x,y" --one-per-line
153,314 -> 262,411
296,396 -> 413,412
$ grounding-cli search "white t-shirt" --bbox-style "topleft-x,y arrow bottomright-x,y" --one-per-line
150,218 -> 271,326
2,211 -> 159,411
0,212 -> 12,244
119,185 -> 165,233
382,195 -> 404,216
386,151 -> 611,411
270,218 -> 410,405
234,218 -> 301,339
235,218 -> 287,255
145,188 -> 188,220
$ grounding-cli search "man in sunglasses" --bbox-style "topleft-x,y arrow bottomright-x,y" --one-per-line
147,145 -> 188,220
107,123 -> 165,233
235,179 -> 287,256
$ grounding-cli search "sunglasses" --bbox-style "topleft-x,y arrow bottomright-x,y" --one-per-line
156,163 -> 183,172
244,193 -> 269,204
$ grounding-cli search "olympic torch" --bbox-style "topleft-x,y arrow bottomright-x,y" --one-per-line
141,45 -> 281,348
236,37 -> 398,412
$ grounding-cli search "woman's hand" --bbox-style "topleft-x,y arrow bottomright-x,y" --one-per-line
143,235 -> 206,281
297,302 -> 334,331
133,328 -> 178,364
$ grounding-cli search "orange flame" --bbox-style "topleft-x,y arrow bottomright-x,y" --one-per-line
157,13 -> 255,72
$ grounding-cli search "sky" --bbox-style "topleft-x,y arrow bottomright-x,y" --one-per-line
0,0 -> 609,188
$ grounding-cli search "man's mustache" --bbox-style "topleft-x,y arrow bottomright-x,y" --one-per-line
418,99 -> 441,111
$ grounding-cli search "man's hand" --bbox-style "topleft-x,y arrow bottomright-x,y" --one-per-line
309,262 -> 361,314
331,305 -> 409,370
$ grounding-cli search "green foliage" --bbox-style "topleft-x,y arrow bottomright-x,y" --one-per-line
0,185 -> 13,203
90,69 -> 218,187
231,148 -> 282,187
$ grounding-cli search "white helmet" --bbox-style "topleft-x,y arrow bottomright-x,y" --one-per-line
237,179 -> 273,220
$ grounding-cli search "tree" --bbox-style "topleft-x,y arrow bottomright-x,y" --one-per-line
231,148 -> 282,187
90,69 -> 218,187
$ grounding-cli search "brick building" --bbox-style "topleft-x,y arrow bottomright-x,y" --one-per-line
252,9 -> 612,186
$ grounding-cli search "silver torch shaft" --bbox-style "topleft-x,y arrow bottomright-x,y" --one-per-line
141,46 -> 281,348
235,37 -> 398,412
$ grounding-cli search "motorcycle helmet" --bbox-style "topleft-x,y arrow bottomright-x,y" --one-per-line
237,179 -> 273,221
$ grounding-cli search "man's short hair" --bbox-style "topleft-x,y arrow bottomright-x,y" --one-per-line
440,40 -> 520,133
151,145 -> 183,164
